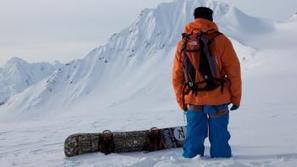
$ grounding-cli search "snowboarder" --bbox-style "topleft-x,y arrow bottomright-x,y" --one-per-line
172,7 -> 242,158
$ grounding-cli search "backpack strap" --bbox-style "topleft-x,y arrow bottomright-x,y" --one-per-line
199,30 -> 223,78
181,34 -> 196,89
205,30 -> 223,42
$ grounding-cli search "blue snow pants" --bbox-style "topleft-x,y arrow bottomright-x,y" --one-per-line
183,104 -> 232,158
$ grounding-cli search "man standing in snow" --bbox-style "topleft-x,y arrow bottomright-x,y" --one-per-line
172,7 -> 241,158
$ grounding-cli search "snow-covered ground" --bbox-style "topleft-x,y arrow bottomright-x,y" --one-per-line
1,0 -> 297,166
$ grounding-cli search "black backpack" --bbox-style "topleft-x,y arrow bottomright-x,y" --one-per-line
181,30 -> 227,96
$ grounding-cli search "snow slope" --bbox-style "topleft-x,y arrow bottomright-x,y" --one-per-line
1,0 -> 297,166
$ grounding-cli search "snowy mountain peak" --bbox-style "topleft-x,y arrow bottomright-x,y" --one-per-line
101,0 -> 272,56
6,56 -> 26,63
0,0 -> 273,119
0,57 -> 61,106
5,57 -> 28,67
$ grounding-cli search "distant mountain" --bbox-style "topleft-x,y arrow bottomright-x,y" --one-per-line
0,57 -> 61,105
0,0 -> 273,120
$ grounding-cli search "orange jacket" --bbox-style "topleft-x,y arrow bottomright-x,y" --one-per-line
172,18 -> 242,110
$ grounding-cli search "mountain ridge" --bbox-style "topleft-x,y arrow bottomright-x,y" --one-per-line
0,0 -> 274,120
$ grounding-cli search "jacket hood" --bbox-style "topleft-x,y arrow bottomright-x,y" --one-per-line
184,18 -> 219,34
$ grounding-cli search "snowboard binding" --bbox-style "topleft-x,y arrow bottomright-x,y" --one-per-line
98,130 -> 115,155
144,127 -> 165,151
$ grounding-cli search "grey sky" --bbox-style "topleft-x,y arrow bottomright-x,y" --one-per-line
0,0 -> 296,65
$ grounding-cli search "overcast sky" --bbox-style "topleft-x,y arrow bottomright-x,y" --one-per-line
0,0 -> 296,65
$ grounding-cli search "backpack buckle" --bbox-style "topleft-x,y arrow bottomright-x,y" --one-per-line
188,82 -> 194,88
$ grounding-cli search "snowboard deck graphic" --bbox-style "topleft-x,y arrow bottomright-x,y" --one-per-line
64,126 -> 186,157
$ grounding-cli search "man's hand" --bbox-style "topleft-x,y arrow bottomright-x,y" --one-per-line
230,104 -> 239,111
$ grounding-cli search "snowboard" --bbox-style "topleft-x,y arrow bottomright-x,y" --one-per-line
64,126 -> 186,157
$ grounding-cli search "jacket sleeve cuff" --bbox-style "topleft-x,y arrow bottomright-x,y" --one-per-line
231,98 -> 240,106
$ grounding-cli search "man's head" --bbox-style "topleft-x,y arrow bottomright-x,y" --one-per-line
194,7 -> 213,21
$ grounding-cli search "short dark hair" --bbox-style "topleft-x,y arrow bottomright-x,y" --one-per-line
194,7 -> 213,21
